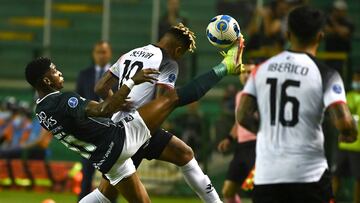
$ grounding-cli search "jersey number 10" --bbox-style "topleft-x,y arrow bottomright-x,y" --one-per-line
119,60 -> 144,87
266,78 -> 300,127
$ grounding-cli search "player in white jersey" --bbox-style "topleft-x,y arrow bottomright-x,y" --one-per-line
84,23 -> 241,203
236,6 -> 357,203
25,40 -> 244,203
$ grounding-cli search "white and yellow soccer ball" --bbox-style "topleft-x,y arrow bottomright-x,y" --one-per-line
206,15 -> 241,49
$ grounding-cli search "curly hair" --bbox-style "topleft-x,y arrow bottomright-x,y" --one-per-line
167,23 -> 196,53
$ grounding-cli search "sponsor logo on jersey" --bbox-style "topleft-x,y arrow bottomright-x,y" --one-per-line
332,84 -> 342,94
68,97 -> 79,108
168,73 -> 176,83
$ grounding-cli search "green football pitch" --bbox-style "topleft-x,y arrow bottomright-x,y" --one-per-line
0,190 -> 252,203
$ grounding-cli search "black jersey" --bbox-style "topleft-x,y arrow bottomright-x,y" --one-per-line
35,91 -> 125,173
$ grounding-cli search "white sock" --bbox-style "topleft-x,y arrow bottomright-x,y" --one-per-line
79,188 -> 111,203
180,158 -> 222,203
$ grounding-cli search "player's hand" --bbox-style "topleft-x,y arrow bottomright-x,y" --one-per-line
217,138 -> 231,153
132,69 -> 160,85
119,99 -> 134,112
220,35 -> 245,75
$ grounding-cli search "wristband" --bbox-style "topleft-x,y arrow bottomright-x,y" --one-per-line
124,79 -> 135,90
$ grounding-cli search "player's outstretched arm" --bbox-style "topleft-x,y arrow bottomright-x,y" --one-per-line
86,69 -> 159,117
327,103 -> 358,143
236,94 -> 259,134
94,71 -> 119,100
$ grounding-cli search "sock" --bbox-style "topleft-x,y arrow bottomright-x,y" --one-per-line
79,188 -> 111,203
225,194 -> 241,203
180,158 -> 222,203
176,64 -> 226,107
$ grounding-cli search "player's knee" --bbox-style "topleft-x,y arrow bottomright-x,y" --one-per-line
179,144 -> 194,164
98,178 -> 118,201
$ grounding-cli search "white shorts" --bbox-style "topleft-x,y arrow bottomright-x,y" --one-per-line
104,111 -> 151,185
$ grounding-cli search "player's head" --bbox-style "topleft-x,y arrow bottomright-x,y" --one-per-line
25,57 -> 64,91
93,40 -> 112,67
287,6 -> 325,46
158,23 -> 196,60
239,63 -> 255,85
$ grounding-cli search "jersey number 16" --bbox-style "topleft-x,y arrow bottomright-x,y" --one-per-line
266,78 -> 300,127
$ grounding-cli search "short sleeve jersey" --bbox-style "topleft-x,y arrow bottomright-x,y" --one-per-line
35,91 -> 126,173
243,50 -> 346,184
110,44 -> 178,121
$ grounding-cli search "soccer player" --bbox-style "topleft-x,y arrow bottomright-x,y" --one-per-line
92,23 -> 236,203
236,6 -> 357,203
24,38 -> 243,202
217,64 -> 256,203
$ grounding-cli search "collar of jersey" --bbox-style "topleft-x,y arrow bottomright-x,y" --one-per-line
36,91 -> 60,104
286,49 -> 314,58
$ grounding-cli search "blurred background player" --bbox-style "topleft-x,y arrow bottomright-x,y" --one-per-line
158,0 -> 188,39
75,40 -> 117,202
246,0 -> 288,53
333,71 -> 360,203
94,23 -> 223,203
237,6 -> 357,203
324,0 -> 355,88
217,64 -> 256,203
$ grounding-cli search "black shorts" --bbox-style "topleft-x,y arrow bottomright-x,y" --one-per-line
226,140 -> 256,183
333,149 -> 360,178
131,128 -> 173,168
253,170 -> 334,203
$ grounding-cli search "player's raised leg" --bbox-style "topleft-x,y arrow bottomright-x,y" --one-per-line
81,36 -> 245,203
139,39 -> 245,133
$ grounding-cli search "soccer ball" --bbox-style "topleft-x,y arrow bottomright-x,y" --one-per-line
206,15 -> 241,49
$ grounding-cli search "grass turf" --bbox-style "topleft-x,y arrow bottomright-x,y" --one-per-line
0,190 -> 199,203
0,190 -> 252,203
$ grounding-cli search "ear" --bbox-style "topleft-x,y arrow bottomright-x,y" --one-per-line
175,46 -> 183,56
43,77 -> 51,85
317,31 -> 324,42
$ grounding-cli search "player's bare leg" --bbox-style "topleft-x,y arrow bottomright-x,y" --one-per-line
114,172 -> 150,203
84,169 -> 150,203
98,178 -> 119,201
157,136 -> 193,165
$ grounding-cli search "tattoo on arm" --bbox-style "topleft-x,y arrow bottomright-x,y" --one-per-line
155,84 -> 173,98
236,95 -> 259,134
327,103 -> 358,139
